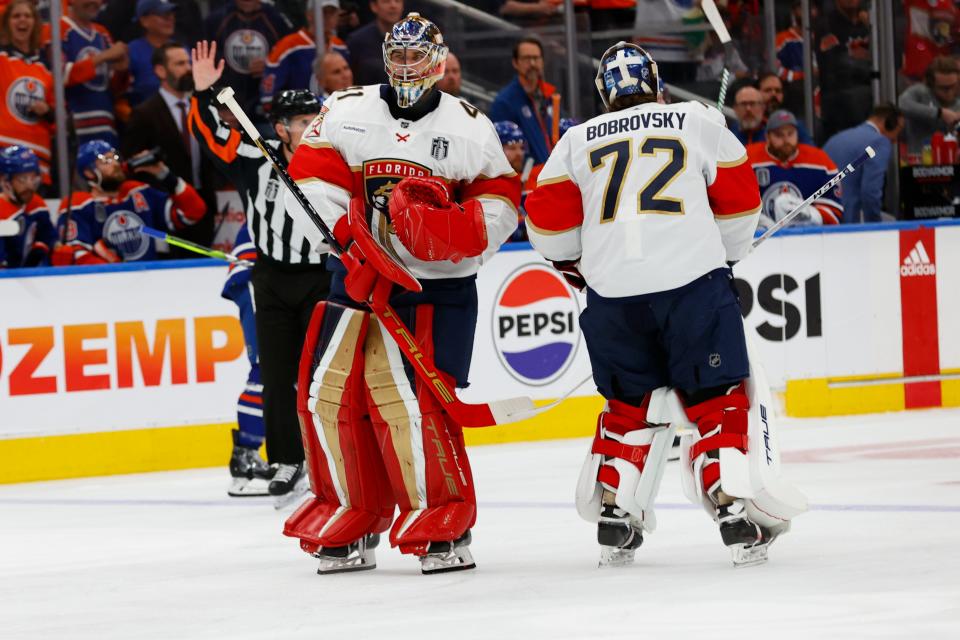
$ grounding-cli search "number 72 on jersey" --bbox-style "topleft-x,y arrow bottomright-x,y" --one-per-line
588,136 -> 687,222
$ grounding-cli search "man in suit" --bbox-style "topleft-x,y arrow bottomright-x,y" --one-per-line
123,42 -> 218,249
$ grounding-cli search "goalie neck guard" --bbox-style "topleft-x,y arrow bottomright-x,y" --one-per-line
383,13 -> 448,109
594,41 -> 660,111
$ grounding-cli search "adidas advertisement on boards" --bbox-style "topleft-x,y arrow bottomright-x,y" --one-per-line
898,227 -> 941,408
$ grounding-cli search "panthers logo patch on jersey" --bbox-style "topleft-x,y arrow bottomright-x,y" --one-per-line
362,158 -> 431,210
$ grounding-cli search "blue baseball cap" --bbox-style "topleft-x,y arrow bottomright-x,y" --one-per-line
766,109 -> 799,132
136,0 -> 177,19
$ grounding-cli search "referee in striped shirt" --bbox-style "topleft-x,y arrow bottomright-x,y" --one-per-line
189,41 -> 329,499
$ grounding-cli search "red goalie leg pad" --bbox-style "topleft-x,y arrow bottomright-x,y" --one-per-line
683,384 -> 750,498
594,396 -> 653,491
284,302 -> 395,551
364,305 -> 477,554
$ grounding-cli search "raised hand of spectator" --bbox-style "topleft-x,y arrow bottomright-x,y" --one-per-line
192,41 -> 226,93
248,58 -> 265,78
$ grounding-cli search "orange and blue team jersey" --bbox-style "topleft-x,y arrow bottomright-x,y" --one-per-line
0,48 -> 54,183
0,193 -> 56,268
260,30 -> 349,107
55,180 -> 206,265
42,17 -> 125,146
747,142 -> 842,225
776,27 -> 807,82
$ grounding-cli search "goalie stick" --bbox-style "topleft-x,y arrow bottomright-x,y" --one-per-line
215,87 -> 537,428
752,145 -> 876,250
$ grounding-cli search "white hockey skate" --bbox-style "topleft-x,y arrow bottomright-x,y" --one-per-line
270,463 -> 310,510
315,534 -> 379,574
419,531 -> 476,575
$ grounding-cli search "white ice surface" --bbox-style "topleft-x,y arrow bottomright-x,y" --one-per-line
2,409 -> 960,639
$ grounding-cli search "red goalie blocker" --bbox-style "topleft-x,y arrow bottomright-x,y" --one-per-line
389,176 -> 487,263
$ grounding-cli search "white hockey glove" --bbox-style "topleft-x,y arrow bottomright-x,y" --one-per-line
772,192 -> 821,227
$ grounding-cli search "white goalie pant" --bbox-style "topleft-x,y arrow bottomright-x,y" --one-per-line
575,388 -> 678,534
678,334 -> 808,533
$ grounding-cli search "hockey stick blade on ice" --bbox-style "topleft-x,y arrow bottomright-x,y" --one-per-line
215,87 -> 537,427
140,226 -> 254,267
752,145 -> 876,250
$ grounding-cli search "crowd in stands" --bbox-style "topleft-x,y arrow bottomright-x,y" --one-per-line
0,0 -> 958,269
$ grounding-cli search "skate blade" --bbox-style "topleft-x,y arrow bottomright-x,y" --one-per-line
598,546 -> 636,568
227,477 -> 271,497
730,542 -> 769,568
420,547 -> 476,575
316,555 -> 377,575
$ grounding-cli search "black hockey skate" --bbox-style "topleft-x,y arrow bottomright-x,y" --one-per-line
716,502 -> 777,568
420,531 -> 476,575
227,431 -> 274,497
269,462 -> 309,509
597,505 -> 643,568
315,534 -> 380,574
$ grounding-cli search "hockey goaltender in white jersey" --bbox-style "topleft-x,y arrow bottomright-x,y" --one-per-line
280,13 -> 520,576
526,42 -> 807,568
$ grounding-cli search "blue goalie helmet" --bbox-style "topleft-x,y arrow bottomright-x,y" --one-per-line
77,139 -> 118,178
594,41 -> 660,111
494,120 -> 525,147
0,145 -> 40,178
383,12 -> 448,108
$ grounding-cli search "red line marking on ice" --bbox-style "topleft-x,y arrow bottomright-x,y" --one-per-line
782,437 -> 960,463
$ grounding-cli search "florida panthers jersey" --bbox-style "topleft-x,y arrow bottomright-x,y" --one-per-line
286,85 -> 520,280
0,193 -> 56,268
57,180 -> 205,264
747,142 -> 842,224
526,101 -> 761,298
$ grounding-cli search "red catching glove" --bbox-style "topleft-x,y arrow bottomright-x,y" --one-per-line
552,259 -> 586,292
388,176 -> 487,263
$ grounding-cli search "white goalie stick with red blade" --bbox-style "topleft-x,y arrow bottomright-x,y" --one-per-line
216,87 -> 540,427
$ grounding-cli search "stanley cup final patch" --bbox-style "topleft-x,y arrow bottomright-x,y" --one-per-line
431,137 -> 449,161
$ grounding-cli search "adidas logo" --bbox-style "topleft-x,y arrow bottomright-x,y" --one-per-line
901,240 -> 936,277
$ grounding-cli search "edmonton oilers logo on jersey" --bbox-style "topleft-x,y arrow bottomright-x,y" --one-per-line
79,46 -> 109,91
103,211 -> 149,261
7,77 -> 46,124
224,29 -> 269,74
492,264 -> 580,386
363,159 -> 431,210
761,181 -> 802,219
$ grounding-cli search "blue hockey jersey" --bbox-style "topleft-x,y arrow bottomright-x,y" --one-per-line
55,180 -> 206,264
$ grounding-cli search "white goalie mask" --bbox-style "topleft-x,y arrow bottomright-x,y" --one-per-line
382,13 -> 448,108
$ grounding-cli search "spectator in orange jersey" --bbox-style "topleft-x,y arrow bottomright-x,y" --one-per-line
0,0 -> 54,185
747,110 -> 843,232
260,0 -> 348,109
